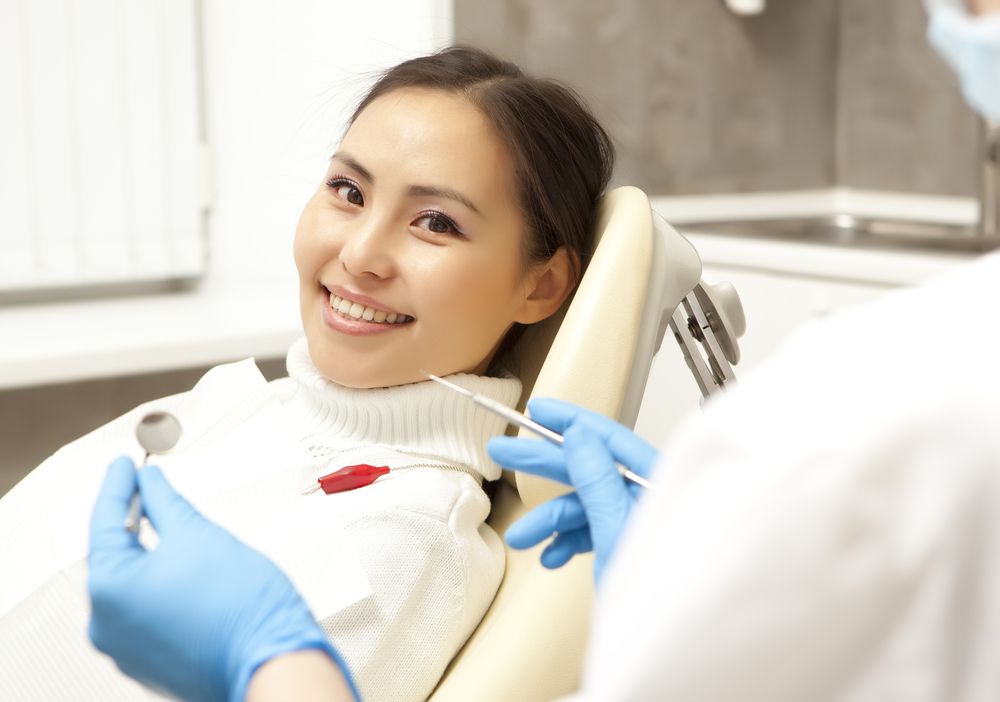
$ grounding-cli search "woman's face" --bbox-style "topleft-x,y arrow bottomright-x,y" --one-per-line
294,87 -> 566,388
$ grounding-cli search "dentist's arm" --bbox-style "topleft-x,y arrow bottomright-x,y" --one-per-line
488,398 -> 660,583
246,650 -> 354,702
88,457 -> 359,702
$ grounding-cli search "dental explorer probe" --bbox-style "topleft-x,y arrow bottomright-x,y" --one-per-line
125,411 -> 182,532
424,373 -> 656,491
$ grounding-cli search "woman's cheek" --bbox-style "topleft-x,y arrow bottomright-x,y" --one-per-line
292,213 -> 320,274
292,234 -> 307,274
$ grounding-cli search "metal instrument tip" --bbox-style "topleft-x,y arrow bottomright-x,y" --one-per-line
423,371 -> 475,398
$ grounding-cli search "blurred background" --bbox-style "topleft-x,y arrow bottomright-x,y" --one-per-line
0,0 -> 987,494
460,0 -> 978,196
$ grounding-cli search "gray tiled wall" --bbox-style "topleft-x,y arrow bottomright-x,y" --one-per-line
837,0 -> 979,195
456,0 -> 979,196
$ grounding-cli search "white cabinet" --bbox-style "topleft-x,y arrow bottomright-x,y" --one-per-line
697,265 -> 893,371
634,240 -> 974,448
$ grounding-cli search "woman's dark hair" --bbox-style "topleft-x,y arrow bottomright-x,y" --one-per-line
349,45 -> 615,372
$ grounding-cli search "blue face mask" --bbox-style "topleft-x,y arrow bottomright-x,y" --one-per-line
927,4 -> 1000,122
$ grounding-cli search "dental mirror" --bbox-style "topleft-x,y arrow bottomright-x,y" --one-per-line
125,411 -> 182,531
136,411 -> 182,457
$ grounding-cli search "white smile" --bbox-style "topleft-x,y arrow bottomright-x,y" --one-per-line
329,294 -> 413,325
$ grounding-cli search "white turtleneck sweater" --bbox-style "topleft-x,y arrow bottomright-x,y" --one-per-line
0,339 -> 521,702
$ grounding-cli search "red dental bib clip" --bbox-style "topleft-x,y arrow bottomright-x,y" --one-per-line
301,464 -> 391,495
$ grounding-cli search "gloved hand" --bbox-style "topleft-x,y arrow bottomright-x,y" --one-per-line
487,398 -> 660,583
88,456 -> 359,702
925,0 -> 1000,122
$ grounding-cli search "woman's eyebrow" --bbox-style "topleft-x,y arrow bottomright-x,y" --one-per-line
407,184 -> 482,216
330,152 -> 374,182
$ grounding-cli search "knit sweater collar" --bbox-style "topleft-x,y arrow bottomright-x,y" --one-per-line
283,338 -> 522,481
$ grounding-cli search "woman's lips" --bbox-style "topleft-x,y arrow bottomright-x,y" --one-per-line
321,288 -> 413,336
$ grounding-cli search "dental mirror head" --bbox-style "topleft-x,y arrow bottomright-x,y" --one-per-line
135,411 -> 181,459
126,411 -> 181,532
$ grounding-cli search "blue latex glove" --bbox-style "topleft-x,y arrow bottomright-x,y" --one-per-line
487,398 -> 660,583
926,3 -> 1000,123
88,456 -> 359,702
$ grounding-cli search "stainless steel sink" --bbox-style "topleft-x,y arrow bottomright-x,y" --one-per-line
679,215 -> 1000,254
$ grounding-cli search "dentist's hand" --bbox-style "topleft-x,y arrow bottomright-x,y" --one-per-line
88,456 -> 358,702
487,398 -> 660,583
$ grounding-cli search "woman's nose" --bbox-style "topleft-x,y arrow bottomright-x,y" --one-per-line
338,217 -> 397,279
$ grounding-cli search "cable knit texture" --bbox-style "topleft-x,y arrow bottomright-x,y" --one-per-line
0,339 -> 521,702
278,338 -> 521,701
282,337 -> 522,481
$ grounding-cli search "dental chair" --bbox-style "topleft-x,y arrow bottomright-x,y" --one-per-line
428,186 -> 746,701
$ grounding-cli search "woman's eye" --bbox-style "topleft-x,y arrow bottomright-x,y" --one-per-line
414,212 -> 462,237
326,178 -> 364,206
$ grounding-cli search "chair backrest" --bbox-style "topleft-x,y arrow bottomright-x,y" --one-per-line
428,186 -> 702,701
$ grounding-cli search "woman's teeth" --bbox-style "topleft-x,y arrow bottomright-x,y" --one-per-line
329,294 -> 411,324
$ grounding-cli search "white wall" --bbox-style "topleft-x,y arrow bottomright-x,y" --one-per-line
200,0 -> 453,289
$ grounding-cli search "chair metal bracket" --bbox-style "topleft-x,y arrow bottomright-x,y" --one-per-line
669,284 -> 738,400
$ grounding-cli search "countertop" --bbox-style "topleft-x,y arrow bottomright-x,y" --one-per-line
0,277 -> 302,390
653,188 -> 984,286
0,189 -> 989,391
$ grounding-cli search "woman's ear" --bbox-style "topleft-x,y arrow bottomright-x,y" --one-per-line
514,247 -> 579,324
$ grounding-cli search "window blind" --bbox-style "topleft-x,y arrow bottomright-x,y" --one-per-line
0,0 -> 205,295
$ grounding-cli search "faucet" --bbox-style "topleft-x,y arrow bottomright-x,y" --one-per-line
983,118 -> 1000,237
722,0 -> 765,15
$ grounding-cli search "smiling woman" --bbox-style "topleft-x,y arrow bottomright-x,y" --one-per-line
295,87 -> 541,388
0,45 -> 614,702
296,52 -> 612,388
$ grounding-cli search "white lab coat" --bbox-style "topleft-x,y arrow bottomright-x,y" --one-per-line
574,252 -> 1000,701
